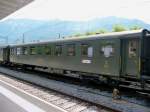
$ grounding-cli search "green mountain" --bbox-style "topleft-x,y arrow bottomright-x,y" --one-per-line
0,16 -> 150,43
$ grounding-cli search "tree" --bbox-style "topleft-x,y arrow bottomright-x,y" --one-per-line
130,25 -> 142,30
73,33 -> 83,37
113,24 -> 127,32
85,31 -> 96,35
96,29 -> 108,34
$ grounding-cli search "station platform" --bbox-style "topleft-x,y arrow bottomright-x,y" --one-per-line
0,80 -> 67,112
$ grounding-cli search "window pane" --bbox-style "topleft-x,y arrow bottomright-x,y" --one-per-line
22,47 -> 28,55
129,40 -> 137,57
13,48 -> 16,55
55,45 -> 62,56
11,48 -> 15,55
88,47 -> 93,57
45,46 -> 51,55
81,44 -> 88,56
10,48 -> 13,55
30,47 -> 36,55
101,45 -> 114,58
67,44 -> 75,56
17,48 -> 21,55
0,49 -> 3,54
81,44 -> 93,57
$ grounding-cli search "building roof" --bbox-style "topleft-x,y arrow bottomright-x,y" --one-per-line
0,0 -> 34,20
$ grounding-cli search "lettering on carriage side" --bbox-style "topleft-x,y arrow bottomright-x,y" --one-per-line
82,59 -> 91,64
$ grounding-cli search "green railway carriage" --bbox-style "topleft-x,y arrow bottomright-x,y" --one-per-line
7,29 -> 150,82
0,45 -> 10,64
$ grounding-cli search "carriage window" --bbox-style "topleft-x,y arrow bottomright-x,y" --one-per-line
12,48 -> 16,55
88,47 -> 93,57
10,49 -> 12,55
30,46 -> 36,55
67,44 -> 75,56
22,47 -> 28,55
55,45 -> 62,56
0,49 -> 3,54
1,49 -> 3,54
10,48 -> 13,55
81,44 -> 93,57
101,45 -> 114,58
45,46 -> 51,55
17,48 -> 21,55
129,40 -> 137,57
37,46 -> 43,55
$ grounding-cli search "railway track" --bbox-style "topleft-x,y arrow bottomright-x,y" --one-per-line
0,66 -> 150,112
0,72 -> 113,112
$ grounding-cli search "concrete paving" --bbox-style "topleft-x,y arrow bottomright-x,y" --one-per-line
0,93 -> 27,112
0,80 -> 67,112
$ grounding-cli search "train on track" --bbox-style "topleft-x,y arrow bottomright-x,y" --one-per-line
0,29 -> 150,89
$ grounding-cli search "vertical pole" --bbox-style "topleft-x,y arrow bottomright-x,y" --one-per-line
6,36 -> 8,44
22,33 -> 25,43
58,34 -> 60,39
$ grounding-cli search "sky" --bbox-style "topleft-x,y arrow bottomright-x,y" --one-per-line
2,0 -> 150,23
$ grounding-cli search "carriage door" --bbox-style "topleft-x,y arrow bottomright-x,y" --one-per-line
122,39 -> 140,77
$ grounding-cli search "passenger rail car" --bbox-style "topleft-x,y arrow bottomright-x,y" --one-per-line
0,29 -> 150,87
0,45 -> 10,64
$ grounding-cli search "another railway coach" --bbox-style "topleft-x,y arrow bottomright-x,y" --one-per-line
0,45 -> 10,64
7,29 -> 150,84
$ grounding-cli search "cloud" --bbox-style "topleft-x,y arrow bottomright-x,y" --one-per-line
2,0 -> 150,23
